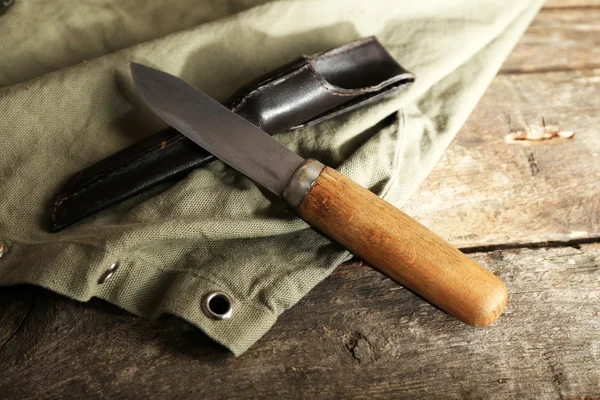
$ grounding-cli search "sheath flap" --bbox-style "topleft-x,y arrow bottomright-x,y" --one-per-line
49,36 -> 414,232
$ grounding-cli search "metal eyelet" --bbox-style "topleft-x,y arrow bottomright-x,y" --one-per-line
98,262 -> 119,284
202,292 -> 233,320
0,241 -> 5,258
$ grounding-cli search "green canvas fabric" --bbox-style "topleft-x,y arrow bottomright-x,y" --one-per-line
0,0 -> 543,355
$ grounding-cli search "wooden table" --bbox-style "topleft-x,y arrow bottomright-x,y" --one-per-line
1,1 -> 599,398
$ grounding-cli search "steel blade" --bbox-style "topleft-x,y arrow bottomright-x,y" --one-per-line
130,62 -> 305,196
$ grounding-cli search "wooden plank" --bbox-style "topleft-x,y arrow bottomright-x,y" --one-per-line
500,8 -> 600,74
1,244 -> 599,399
404,68 -> 600,248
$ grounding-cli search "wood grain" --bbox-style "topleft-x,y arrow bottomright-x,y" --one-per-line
296,166 -> 507,327
1,244 -> 599,399
500,8 -> 600,74
404,68 -> 600,249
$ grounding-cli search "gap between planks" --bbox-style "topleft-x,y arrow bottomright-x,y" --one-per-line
460,236 -> 600,254
499,7 -> 600,74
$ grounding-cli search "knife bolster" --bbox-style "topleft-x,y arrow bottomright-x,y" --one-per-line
282,159 -> 326,209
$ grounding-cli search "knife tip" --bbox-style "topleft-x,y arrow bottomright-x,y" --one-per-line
129,61 -> 147,76
129,62 -> 159,93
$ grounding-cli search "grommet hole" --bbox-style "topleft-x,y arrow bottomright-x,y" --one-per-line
202,292 -> 233,320
208,294 -> 231,315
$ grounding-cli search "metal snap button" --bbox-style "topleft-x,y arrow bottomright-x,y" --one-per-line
202,292 -> 233,320
0,242 -> 4,258
98,262 -> 119,284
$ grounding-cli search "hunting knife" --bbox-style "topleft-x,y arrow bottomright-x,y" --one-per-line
131,62 -> 508,327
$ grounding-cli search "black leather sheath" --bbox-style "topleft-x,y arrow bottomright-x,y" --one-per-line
50,37 -> 415,232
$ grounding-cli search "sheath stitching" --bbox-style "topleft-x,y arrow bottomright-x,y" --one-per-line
230,64 -> 313,112
305,63 -> 373,97
231,62 -> 362,117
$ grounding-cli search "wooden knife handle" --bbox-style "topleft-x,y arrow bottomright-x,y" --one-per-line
283,160 -> 507,327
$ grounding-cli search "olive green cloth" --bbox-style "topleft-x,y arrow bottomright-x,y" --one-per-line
0,0 -> 543,355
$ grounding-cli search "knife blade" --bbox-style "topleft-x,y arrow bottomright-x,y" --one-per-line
130,62 -> 304,196
131,62 -> 508,327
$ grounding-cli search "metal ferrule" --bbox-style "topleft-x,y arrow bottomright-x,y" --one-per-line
282,159 -> 326,209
